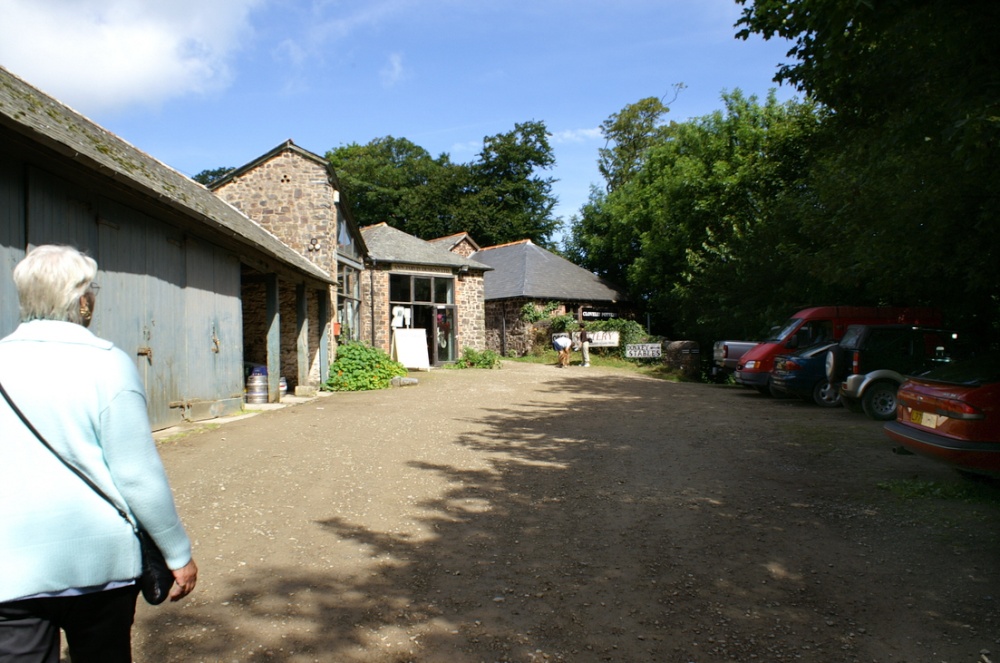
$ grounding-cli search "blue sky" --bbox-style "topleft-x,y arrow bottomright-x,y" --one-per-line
0,0 -> 797,239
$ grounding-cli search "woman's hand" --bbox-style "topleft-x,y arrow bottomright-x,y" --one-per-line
169,558 -> 198,601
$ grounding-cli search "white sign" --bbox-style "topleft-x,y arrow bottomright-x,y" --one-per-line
626,343 -> 662,358
392,328 -> 430,370
581,331 -> 619,348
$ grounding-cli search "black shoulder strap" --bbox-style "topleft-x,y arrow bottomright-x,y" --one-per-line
0,380 -> 136,531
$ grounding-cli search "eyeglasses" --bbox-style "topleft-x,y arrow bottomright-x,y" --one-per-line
88,283 -> 100,294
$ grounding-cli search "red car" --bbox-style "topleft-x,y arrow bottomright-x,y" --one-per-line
883,355 -> 1000,477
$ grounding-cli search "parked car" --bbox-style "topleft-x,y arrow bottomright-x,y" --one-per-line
735,306 -> 940,396
712,340 -> 757,377
884,353 -> 1000,477
771,342 -> 841,407
826,324 -> 967,421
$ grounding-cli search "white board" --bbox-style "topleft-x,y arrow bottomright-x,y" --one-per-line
392,328 -> 430,370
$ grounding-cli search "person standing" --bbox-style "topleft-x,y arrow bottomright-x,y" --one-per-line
579,323 -> 591,367
0,245 -> 197,663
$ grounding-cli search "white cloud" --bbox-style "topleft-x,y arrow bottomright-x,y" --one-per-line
0,0 -> 263,113
448,140 -> 482,157
379,52 -> 406,87
551,128 -> 602,144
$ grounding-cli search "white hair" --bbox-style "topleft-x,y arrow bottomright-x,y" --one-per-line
12,245 -> 98,323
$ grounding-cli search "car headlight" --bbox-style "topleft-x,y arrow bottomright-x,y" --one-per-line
744,360 -> 757,369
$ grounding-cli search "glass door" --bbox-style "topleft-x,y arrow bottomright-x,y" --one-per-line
434,307 -> 456,363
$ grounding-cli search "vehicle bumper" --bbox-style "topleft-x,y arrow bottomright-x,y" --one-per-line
841,374 -> 866,400
884,421 -> 1000,476
734,370 -> 768,388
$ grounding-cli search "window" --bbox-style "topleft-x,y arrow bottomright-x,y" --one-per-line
337,264 -> 361,341
388,273 -> 458,364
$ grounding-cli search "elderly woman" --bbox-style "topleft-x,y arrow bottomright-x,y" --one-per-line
0,245 -> 197,662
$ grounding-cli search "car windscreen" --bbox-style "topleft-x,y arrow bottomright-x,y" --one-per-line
769,318 -> 801,343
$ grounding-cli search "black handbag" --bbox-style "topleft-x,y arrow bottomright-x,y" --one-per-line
0,381 -> 174,605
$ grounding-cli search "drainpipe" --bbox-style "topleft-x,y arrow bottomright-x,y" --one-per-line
369,259 -> 377,346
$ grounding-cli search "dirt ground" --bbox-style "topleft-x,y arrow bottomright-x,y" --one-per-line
133,361 -> 1000,663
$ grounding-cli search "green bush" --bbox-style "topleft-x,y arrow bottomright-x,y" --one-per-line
549,314 -> 576,332
324,342 -> 407,391
583,318 -> 648,359
520,301 -> 560,323
449,347 -> 503,369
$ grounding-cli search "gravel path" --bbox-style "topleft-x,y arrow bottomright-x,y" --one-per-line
134,361 -> 1000,662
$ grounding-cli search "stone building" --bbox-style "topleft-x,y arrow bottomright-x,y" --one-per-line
471,239 -> 631,356
361,223 -> 490,367
211,141 -> 367,390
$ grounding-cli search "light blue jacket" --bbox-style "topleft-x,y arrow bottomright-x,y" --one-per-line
0,320 -> 192,602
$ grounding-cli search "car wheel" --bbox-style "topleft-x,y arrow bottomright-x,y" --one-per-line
861,380 -> 898,421
811,379 -> 842,408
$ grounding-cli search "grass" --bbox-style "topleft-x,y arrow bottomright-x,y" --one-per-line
505,350 -> 686,381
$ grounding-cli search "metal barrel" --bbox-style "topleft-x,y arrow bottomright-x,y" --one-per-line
245,374 -> 268,404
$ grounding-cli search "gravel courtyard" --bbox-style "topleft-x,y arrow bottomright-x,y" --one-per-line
134,361 -> 1000,662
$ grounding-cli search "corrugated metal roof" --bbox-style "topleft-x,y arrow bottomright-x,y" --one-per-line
361,223 -> 492,271
0,66 -> 333,285
473,240 -> 628,302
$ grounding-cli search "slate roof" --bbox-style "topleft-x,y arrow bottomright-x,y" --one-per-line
361,223 -> 492,271
428,232 -> 480,253
0,66 -> 333,284
473,240 -> 628,303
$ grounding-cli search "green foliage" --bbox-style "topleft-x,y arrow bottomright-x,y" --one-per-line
549,314 -> 575,333
193,166 -> 234,186
324,342 -> 407,392
567,2 -> 1000,347
737,0 -> 1000,337
450,347 -> 503,369
520,301 -> 560,323
598,88 -> 684,192
591,318 -> 647,353
570,91 -> 828,346
327,122 -> 561,248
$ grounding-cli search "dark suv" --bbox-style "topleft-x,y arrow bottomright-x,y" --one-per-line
825,325 -> 967,420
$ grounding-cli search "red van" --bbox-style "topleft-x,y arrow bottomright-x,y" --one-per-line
734,306 -> 941,395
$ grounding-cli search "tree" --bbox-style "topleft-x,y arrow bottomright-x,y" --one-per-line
326,137 -> 454,238
192,167 -> 234,187
596,85 -> 684,192
570,91 -> 828,342
467,121 -> 560,247
737,0 -> 1000,336
327,122 -> 561,248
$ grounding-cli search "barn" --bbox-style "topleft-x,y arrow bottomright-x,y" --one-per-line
0,66 -> 335,429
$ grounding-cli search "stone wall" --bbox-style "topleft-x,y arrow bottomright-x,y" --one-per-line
456,271 -> 485,352
485,298 -> 536,356
215,151 -> 337,276
362,266 -> 392,352
361,264 -> 486,358
214,149 -> 338,388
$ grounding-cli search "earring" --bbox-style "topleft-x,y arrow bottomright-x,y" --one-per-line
80,298 -> 92,325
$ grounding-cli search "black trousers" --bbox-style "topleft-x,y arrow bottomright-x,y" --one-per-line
0,585 -> 140,663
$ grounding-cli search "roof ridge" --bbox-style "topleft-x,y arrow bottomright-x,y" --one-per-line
479,239 -> 532,252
